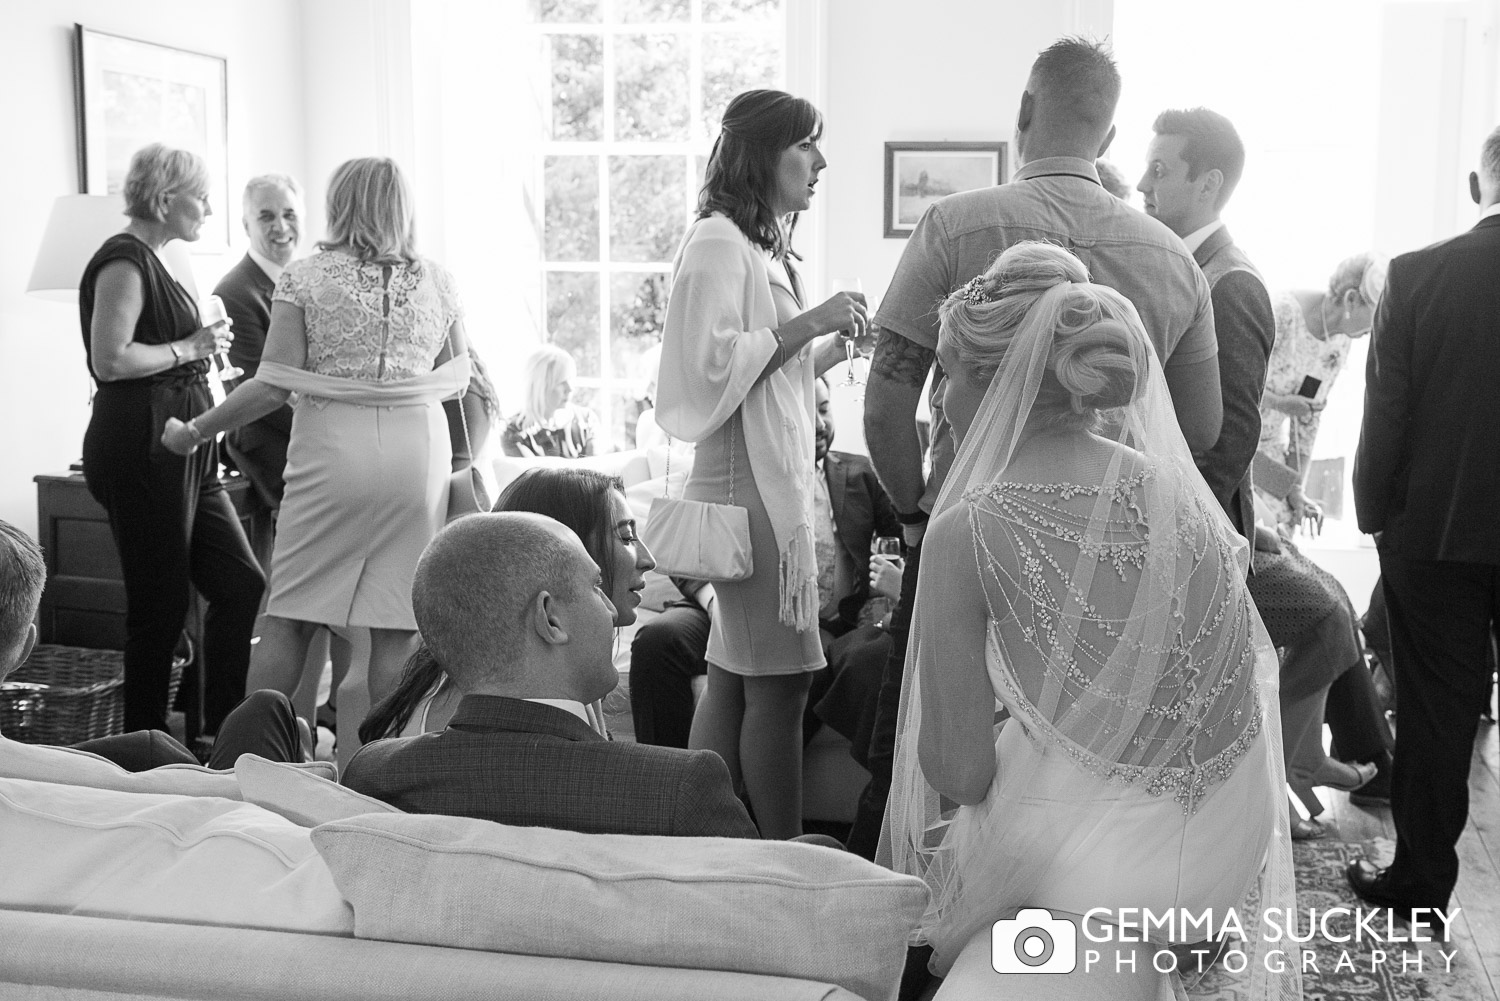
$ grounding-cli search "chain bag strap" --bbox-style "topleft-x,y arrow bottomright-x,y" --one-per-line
446,337 -> 491,522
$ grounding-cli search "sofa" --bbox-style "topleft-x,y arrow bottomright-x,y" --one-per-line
0,741 -> 929,1001
491,447 -> 875,825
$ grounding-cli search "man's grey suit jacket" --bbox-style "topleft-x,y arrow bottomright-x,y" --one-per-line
343,694 -> 760,838
1193,225 -> 1274,559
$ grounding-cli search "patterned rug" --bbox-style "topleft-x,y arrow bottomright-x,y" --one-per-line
1190,838 -> 1488,1000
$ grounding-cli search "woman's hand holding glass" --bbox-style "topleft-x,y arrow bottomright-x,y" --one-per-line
175,319 -> 234,366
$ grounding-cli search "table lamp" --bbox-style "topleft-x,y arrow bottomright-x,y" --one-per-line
28,193 -> 198,301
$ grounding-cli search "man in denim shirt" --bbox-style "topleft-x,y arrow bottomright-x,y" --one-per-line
849,36 -> 1221,863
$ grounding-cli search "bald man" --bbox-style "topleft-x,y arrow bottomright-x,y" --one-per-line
342,513 -> 759,838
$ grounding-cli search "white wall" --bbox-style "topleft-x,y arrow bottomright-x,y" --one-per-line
0,0 -> 306,539
813,0 -> 1112,453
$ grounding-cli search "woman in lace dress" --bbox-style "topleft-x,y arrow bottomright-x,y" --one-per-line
164,157 -> 469,767
882,244 -> 1297,999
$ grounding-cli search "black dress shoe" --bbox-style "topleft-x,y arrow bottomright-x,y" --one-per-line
1346,857 -> 1411,908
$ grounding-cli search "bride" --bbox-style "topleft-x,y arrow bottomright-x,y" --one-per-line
880,243 -> 1299,1000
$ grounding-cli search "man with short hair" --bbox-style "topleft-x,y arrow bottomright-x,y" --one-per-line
214,174 -> 303,505
342,513 -> 760,839
1138,106 -> 1273,548
1347,125 -> 1500,925
0,518 -> 302,768
850,36 -> 1222,859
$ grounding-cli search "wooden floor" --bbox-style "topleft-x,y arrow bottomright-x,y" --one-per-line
1321,713 -> 1500,1001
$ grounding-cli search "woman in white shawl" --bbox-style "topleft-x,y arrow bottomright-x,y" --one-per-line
881,243 -> 1298,999
656,89 -> 867,839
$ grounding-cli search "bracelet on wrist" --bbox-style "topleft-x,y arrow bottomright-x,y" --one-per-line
896,508 -> 929,526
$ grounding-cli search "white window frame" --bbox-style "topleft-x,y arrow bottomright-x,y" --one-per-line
534,0 -> 824,447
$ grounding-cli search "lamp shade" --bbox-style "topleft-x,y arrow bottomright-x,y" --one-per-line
27,195 -> 130,301
28,194 -> 201,302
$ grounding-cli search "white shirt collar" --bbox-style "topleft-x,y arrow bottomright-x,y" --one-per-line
524,698 -> 591,725
1181,219 -> 1225,254
247,247 -> 285,283
1480,202 -> 1500,222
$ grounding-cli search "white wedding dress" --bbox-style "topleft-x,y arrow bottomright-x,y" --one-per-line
880,281 -> 1300,1000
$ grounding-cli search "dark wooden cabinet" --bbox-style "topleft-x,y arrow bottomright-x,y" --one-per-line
33,471 -> 273,740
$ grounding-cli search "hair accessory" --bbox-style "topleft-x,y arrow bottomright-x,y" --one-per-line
961,275 -> 994,305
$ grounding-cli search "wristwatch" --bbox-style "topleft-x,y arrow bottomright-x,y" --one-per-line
896,508 -> 929,526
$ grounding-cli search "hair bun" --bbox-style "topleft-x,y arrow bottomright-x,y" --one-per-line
1050,318 -> 1141,412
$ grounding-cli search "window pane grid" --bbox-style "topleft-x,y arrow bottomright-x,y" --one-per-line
537,0 -> 783,449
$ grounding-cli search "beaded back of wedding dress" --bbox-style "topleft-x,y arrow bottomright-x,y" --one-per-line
879,258 -> 1300,1000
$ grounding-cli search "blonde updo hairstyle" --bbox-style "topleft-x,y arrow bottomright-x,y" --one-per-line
122,143 -> 210,222
1327,252 -> 1388,309
938,241 -> 1149,430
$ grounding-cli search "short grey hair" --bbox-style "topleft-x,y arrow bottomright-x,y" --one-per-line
0,519 -> 45,661
123,143 -> 210,222
242,173 -> 302,216
1480,125 -> 1500,188
411,513 -> 583,686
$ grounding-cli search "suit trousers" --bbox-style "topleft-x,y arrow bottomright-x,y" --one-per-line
1378,551 -> 1499,909
846,540 -> 921,860
71,690 -> 305,770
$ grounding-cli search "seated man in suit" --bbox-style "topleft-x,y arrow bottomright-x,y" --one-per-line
342,512 -> 760,839
0,518 -> 302,770
629,378 -> 902,749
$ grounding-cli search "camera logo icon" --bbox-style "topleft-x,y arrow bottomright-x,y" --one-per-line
992,908 -> 1078,974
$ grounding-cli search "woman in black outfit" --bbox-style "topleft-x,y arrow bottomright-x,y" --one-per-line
80,143 -> 265,735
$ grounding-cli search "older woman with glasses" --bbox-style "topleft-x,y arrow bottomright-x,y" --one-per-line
81,142 -> 265,738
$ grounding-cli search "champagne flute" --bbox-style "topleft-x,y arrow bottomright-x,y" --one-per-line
830,278 -> 864,388
197,294 -> 240,406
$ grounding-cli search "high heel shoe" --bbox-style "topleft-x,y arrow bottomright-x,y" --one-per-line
1295,757 -> 1378,792
1288,758 -> 1377,827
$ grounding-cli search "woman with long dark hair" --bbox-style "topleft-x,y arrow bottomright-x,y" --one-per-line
360,467 -> 655,742
655,89 -> 865,838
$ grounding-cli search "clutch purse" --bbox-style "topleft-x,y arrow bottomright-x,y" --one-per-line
1251,449 -> 1300,502
640,420 -> 752,582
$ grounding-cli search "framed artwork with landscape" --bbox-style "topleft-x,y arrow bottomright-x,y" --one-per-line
74,24 -> 230,248
883,142 -> 1007,238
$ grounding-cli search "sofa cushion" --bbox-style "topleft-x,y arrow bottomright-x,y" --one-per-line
312,813 -> 928,1001
0,734 -> 336,797
0,775 -> 353,934
236,753 -> 402,826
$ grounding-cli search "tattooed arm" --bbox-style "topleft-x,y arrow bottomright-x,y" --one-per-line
864,328 -> 936,516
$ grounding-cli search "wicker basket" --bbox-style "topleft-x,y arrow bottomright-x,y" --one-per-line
1,646 -> 126,745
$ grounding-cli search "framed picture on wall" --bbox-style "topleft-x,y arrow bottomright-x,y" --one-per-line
883,142 -> 1007,238
74,25 -> 229,248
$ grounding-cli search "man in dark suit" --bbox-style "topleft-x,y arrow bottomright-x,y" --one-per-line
1137,107 -> 1273,551
343,512 -> 759,838
1346,125 -> 1500,926
214,174 -> 302,506
629,378 -> 901,748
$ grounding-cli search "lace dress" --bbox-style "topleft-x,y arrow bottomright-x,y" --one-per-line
906,470 -> 1276,976
265,251 -> 463,629
1255,293 -> 1351,515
